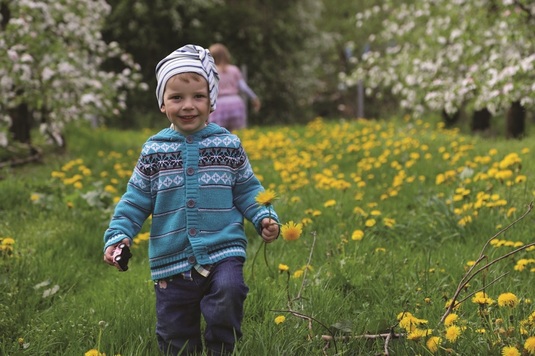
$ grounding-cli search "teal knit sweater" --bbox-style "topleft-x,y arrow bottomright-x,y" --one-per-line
103,123 -> 278,280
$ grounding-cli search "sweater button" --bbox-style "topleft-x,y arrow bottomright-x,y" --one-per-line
186,136 -> 194,143
189,228 -> 197,236
187,199 -> 195,208
186,167 -> 195,175
188,256 -> 196,264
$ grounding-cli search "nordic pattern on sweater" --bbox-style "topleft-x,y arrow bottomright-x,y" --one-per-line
103,123 -> 278,280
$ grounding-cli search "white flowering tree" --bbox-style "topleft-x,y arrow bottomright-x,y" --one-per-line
0,0 -> 146,150
347,0 -> 535,137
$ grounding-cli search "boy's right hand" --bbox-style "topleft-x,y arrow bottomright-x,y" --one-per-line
103,238 -> 130,268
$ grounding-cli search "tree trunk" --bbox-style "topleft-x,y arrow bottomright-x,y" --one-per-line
506,101 -> 525,139
471,108 -> 491,132
8,103 -> 32,144
442,109 -> 460,128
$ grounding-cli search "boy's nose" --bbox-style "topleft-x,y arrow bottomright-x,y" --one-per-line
182,98 -> 194,108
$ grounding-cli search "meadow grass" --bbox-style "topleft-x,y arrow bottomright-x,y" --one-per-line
1,116 -> 535,355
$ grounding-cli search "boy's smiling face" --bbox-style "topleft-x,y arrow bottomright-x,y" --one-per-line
160,73 -> 211,135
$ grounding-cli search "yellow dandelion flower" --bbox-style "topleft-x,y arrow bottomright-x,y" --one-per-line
281,221 -> 302,241
515,175 -> 527,183
407,328 -> 429,341
351,230 -> 364,241
300,217 -> 312,226
353,206 -> 367,216
472,291 -> 494,305
51,171 -> 65,178
290,196 -> 301,203
1,237 -> 15,246
444,313 -> 458,327
278,264 -> 289,272
426,336 -> 442,353
365,218 -> 376,227
498,292 -> 518,307
255,189 -> 277,206
323,199 -> 336,207
293,270 -> 304,278
274,315 -> 286,325
383,217 -> 396,228
444,299 -> 461,310
501,346 -> 520,356
444,325 -> 462,343
84,349 -> 104,356
105,185 -> 117,194
524,336 -> 535,355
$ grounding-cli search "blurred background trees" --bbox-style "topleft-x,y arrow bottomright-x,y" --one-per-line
0,0 -> 533,157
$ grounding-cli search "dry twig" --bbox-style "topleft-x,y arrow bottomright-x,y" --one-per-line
440,201 -> 534,324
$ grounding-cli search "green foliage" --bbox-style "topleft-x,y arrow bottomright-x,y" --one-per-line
102,0 -> 331,127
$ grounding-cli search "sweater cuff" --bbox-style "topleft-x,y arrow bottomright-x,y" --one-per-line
103,234 -> 130,253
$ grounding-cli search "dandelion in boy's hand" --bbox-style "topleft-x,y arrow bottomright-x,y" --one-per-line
281,221 -> 302,241
498,292 -> 518,307
274,315 -> 286,325
501,345 -> 521,356
255,189 -> 277,206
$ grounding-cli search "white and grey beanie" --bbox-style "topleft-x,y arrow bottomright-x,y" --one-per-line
155,44 -> 219,111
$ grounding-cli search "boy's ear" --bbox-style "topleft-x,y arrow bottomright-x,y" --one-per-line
160,104 -> 166,113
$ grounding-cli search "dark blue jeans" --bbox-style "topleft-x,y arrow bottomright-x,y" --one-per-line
155,257 -> 249,355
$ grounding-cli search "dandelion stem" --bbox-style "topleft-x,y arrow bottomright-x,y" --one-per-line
250,241 -> 264,280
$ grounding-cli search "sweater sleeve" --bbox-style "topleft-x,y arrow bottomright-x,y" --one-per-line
103,157 -> 153,251
232,145 -> 279,235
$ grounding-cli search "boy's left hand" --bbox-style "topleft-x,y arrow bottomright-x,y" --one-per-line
260,218 -> 279,243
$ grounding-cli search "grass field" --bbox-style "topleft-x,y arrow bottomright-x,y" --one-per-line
1,116 -> 535,355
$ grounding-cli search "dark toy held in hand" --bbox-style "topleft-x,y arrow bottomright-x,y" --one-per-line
112,243 -> 132,271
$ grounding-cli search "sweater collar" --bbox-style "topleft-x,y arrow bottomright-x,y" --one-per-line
149,123 -> 229,142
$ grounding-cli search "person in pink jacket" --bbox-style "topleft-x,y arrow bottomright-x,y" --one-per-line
208,43 -> 261,131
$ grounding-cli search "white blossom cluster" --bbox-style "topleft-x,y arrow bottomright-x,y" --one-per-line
0,0 -> 148,147
348,0 -> 534,117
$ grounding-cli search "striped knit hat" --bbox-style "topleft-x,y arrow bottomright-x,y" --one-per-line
155,44 -> 219,111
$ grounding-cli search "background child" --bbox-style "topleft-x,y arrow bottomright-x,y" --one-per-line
208,43 -> 261,131
102,44 -> 280,355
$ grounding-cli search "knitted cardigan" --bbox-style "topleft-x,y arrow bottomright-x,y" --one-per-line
103,123 -> 278,280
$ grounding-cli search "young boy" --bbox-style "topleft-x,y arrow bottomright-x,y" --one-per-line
102,44 -> 280,355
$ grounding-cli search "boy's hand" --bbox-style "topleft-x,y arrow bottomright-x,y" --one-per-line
103,238 -> 130,269
261,218 -> 279,243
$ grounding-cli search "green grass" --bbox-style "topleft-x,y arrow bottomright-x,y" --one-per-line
1,117 -> 535,355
